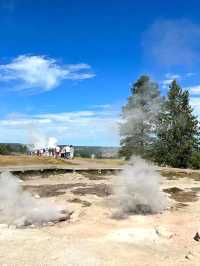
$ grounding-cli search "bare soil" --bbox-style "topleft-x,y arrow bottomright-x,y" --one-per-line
1,168 -> 200,265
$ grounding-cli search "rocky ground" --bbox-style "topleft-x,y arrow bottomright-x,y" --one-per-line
0,169 -> 200,265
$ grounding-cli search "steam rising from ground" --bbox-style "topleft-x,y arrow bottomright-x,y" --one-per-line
28,127 -> 58,150
0,172 -> 66,226
113,157 -> 167,217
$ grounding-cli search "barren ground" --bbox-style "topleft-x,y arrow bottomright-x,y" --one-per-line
1,159 -> 200,265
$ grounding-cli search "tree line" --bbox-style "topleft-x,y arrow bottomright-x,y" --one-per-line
0,144 -> 27,155
120,75 -> 200,169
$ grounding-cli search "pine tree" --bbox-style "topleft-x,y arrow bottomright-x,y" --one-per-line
119,75 -> 161,159
154,80 -> 199,168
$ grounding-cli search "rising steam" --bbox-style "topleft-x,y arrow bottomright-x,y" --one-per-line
28,126 -> 58,150
0,172 -> 67,226
113,157 -> 167,217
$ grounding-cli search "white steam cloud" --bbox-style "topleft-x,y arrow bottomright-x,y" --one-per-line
143,19 -> 200,66
28,127 -> 58,150
113,157 -> 167,217
0,172 -> 67,226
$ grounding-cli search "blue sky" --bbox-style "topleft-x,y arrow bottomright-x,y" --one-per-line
1,0 -> 200,146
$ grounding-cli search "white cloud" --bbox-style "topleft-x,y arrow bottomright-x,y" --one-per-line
185,85 -> 200,95
91,104 -> 112,109
143,19 -> 200,66
165,73 -> 181,80
186,72 -> 196,77
0,55 -> 95,93
190,97 -> 200,117
161,73 -> 181,88
0,106 -> 120,146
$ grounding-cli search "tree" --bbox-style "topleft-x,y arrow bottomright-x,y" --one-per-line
153,80 -> 199,168
0,144 -> 27,155
119,75 -> 161,159
0,144 -> 13,155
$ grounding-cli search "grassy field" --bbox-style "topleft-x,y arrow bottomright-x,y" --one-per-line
0,155 -> 124,167
0,155 -> 77,167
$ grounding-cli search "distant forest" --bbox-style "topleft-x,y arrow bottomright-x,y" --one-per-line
0,143 -> 28,155
74,146 -> 119,158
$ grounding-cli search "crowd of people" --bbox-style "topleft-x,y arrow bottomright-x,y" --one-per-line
28,145 -> 74,159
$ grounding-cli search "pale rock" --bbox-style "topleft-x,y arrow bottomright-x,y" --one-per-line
51,256 -> 59,260
185,251 -> 194,260
29,224 -> 36,228
155,226 -> 173,239
70,210 -> 85,222
47,222 -> 55,226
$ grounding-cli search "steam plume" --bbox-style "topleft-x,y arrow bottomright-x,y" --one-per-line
0,172 -> 66,226
28,127 -> 58,150
113,157 -> 167,217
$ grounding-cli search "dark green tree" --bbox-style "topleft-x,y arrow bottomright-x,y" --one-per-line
153,80 -> 199,168
0,144 -> 12,155
119,75 -> 161,159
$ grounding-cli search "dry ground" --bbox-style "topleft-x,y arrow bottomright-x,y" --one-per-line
0,168 -> 200,265
0,155 -> 124,168
0,155 -> 76,166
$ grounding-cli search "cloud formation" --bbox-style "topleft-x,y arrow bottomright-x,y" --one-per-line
0,55 -> 95,93
0,106 -> 120,146
185,85 -> 200,95
161,73 -> 181,88
190,97 -> 200,117
143,19 -> 200,66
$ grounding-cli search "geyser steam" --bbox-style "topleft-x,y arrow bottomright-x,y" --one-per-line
0,172 -> 66,226
113,157 -> 167,216
28,127 -> 58,150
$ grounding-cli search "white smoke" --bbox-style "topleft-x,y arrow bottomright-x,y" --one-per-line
0,172 -> 66,226
121,93 -> 162,138
47,137 -> 58,149
28,128 -> 58,150
113,157 -> 167,217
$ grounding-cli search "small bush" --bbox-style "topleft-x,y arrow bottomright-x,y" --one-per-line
189,151 -> 200,169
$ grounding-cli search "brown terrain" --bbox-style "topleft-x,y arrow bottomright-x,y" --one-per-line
0,156 -> 200,265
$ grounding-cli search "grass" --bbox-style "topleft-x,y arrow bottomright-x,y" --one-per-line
0,155 -> 77,167
0,155 -> 124,167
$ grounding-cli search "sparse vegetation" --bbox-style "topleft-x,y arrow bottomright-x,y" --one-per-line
0,155 -> 76,167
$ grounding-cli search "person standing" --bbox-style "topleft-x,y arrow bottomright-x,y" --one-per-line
55,146 -> 60,158
65,145 -> 71,159
70,145 -> 74,159
61,147 -> 65,158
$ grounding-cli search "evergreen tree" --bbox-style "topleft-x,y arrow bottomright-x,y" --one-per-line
119,75 -> 161,159
154,80 -> 199,168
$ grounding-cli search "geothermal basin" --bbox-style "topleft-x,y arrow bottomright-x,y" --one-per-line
0,162 -> 200,265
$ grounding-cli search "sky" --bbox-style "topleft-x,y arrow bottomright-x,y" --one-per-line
1,0 -> 200,146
